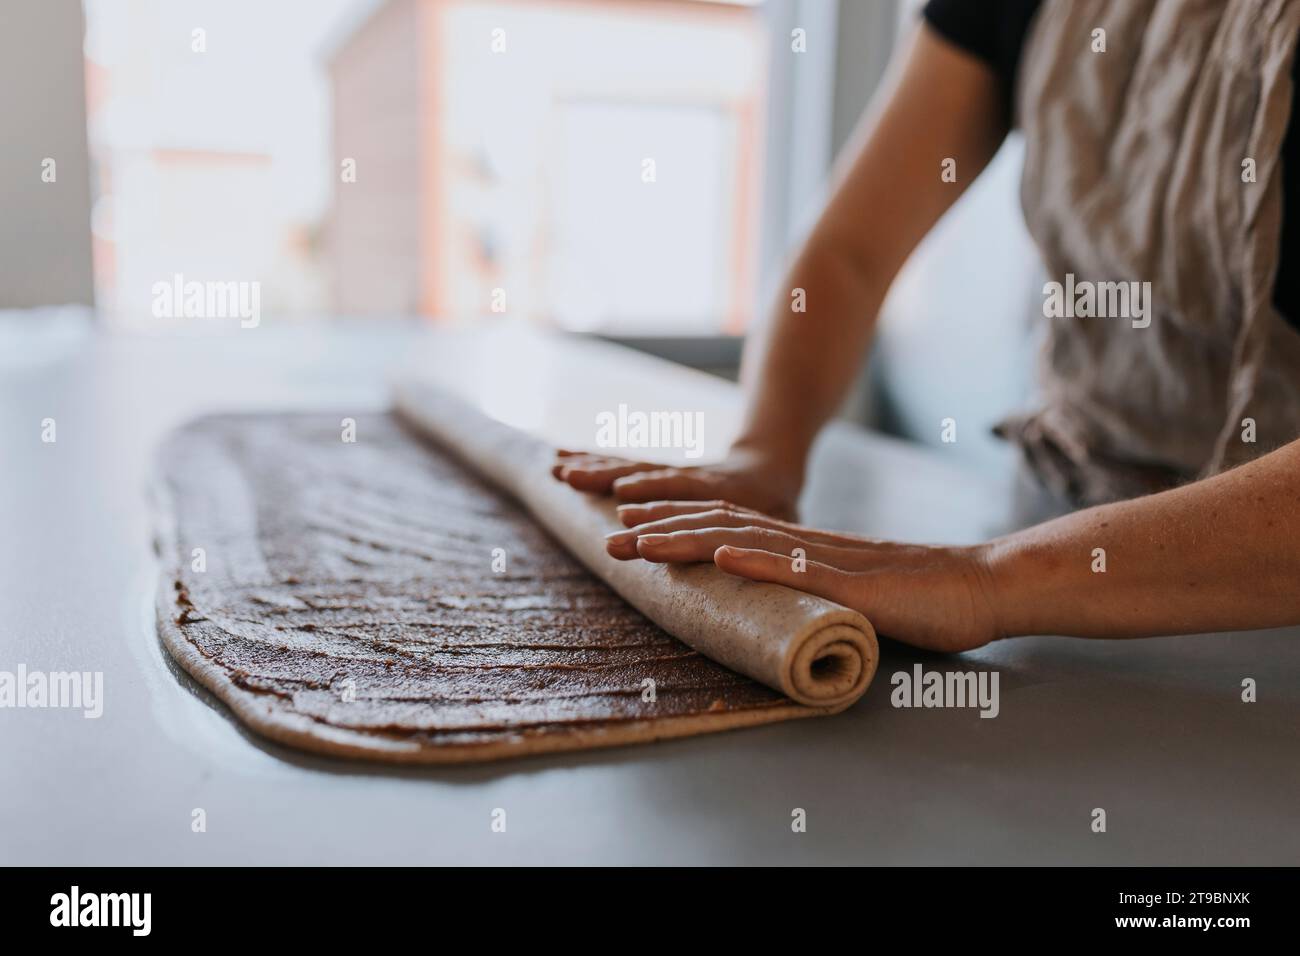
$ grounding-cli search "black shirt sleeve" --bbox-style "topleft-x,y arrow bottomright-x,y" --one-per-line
924,0 -> 1300,331
921,0 -> 1042,125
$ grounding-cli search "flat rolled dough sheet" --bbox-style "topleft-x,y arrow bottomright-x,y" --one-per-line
154,411 -> 873,764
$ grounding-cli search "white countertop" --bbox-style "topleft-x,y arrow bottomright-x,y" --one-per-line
3,312 -> 1297,865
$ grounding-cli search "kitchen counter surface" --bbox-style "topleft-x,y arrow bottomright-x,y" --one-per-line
3,312 -> 1297,865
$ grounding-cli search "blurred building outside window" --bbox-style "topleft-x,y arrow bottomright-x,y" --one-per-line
83,0 -> 846,337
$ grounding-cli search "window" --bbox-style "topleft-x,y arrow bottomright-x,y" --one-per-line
83,0 -> 855,335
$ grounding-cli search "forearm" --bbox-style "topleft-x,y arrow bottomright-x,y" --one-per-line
731,24 -> 1007,481
734,233 -> 888,470
984,441 -> 1300,638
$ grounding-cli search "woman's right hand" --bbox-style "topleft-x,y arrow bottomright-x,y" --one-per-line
551,444 -> 803,521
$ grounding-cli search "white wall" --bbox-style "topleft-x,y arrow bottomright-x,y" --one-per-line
872,138 -> 1042,475
0,0 -> 94,308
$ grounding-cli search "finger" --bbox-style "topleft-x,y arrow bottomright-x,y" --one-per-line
559,459 -> 657,492
550,451 -> 605,480
604,509 -> 763,559
611,509 -> 779,542
632,498 -> 881,548
630,526 -> 805,564
627,526 -> 869,567
617,499 -> 868,550
611,469 -> 717,503
713,546 -> 860,608
616,499 -> 755,527
550,451 -> 645,478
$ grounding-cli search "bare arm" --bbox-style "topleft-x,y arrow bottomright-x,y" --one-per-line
734,23 -> 1009,475
555,24 -> 1009,515
568,24 -> 1300,648
986,439 -> 1300,638
606,439 -> 1300,650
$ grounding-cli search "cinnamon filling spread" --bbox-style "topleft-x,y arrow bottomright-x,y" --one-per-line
157,413 -> 786,752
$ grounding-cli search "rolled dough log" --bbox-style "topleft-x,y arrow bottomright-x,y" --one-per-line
394,383 -> 878,710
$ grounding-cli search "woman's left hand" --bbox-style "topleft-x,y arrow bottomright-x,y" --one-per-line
604,500 -> 1003,653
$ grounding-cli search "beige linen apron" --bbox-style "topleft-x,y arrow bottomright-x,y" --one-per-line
999,0 -> 1300,506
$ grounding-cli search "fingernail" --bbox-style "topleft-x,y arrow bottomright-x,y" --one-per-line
636,534 -> 670,549
604,529 -> 635,544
